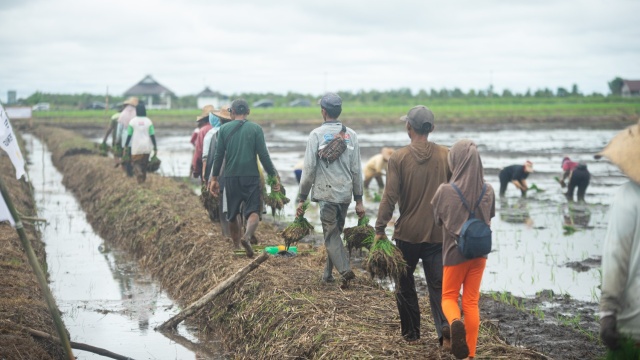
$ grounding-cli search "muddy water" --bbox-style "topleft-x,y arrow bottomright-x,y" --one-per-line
24,134 -> 225,360
93,126 -> 624,303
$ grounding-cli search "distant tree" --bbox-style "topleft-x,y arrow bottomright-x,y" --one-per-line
468,89 -> 477,97
525,89 -> 532,97
571,84 -> 580,96
608,77 -> 624,96
451,88 -> 464,98
501,89 -> 513,97
557,87 -> 569,97
430,89 -> 439,98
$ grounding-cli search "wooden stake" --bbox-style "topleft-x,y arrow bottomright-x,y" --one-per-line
0,176 -> 75,360
156,251 -> 269,331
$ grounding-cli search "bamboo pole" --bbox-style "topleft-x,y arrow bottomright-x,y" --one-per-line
0,176 -> 75,360
156,251 -> 269,331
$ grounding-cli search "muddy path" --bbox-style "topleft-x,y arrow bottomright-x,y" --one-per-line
0,146 -> 66,358
30,126 -> 558,359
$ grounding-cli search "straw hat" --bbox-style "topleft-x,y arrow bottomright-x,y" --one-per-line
196,105 -> 215,122
595,119 -> 640,184
123,96 -> 139,106
381,147 -> 394,161
524,160 -> 534,173
213,104 -> 232,121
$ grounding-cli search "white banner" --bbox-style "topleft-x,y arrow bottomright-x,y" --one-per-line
0,195 -> 15,226
0,103 -> 26,179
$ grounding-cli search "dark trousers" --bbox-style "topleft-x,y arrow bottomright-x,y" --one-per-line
566,168 -> 590,202
499,171 -> 525,197
395,240 -> 448,343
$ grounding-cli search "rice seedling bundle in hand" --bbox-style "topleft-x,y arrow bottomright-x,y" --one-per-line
343,216 -> 374,255
528,183 -> 545,192
365,235 -> 406,283
265,175 -> 290,215
147,155 -> 161,172
281,202 -> 313,248
200,183 -> 219,222
98,142 -> 110,157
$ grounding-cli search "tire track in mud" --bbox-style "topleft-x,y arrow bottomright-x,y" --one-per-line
35,126 -> 551,359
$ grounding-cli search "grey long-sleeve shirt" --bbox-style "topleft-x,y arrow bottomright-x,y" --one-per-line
298,121 -> 363,204
600,180 -> 640,340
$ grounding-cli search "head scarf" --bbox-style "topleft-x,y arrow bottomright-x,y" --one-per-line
209,113 -> 221,128
432,139 -> 493,234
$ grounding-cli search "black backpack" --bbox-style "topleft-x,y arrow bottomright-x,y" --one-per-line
450,183 -> 492,259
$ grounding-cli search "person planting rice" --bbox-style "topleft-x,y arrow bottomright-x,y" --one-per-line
210,99 -> 281,258
559,156 -> 590,203
296,93 -> 364,289
432,139 -> 496,360
363,147 -> 394,190
116,96 -> 139,177
596,119 -> 640,358
374,105 -> 451,347
498,160 -> 533,198
124,102 -> 157,184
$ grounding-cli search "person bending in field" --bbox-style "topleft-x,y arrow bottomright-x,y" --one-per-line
559,156 -> 590,203
363,147 -> 394,190
498,161 -> 533,198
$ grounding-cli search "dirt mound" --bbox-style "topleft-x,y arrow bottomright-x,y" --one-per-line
0,142 -> 66,359
35,126 -> 551,359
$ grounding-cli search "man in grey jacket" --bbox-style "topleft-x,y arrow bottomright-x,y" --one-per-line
296,93 -> 365,288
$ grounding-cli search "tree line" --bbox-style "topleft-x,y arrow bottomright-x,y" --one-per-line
16,77 -> 632,109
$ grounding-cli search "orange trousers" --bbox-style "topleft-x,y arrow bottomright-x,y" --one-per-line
442,257 -> 487,358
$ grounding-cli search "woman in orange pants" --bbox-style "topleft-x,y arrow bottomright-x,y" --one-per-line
432,139 -> 495,359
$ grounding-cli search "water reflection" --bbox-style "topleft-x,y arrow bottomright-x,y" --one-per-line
499,198 -> 533,226
562,203 -> 592,235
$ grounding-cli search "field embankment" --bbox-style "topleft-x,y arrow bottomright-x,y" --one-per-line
33,126 -> 549,359
0,141 -> 66,358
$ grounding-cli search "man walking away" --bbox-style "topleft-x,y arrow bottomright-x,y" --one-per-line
210,99 -> 280,257
124,102 -> 157,184
296,93 -> 364,289
374,105 -> 451,347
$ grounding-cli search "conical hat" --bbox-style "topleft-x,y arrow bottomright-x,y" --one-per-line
595,119 -> 640,184
196,105 -> 215,122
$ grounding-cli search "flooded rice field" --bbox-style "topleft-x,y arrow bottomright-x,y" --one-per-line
24,134 -> 224,359
122,125 -> 623,304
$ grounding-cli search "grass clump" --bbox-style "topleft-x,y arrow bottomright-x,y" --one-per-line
281,201 -> 313,249
365,235 -> 406,283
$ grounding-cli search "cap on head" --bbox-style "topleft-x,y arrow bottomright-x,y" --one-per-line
197,105 -> 215,122
594,118 -> 640,184
320,93 -> 342,111
124,96 -> 139,107
401,105 -> 434,132
213,104 -> 232,121
231,99 -> 250,115
524,160 -> 534,173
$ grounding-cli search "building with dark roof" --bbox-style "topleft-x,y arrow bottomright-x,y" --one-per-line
196,87 -> 228,109
123,75 -> 175,109
622,79 -> 640,97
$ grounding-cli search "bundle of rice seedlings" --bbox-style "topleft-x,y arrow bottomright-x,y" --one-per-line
113,143 -> 123,157
528,183 -> 545,192
372,192 -> 382,202
147,155 -> 161,172
343,216 -> 374,255
365,235 -> 406,283
265,175 -> 290,216
281,202 -> 313,249
98,142 -> 110,157
200,184 -> 219,222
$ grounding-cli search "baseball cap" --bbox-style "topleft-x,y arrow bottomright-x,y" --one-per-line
320,93 -> 342,110
401,105 -> 434,130
230,99 -> 250,115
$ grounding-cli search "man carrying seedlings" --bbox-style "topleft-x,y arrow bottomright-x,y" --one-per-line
124,102 -> 157,184
116,96 -> 139,177
296,93 -> 365,289
210,99 -> 280,258
498,161 -> 533,198
374,105 -> 451,347
596,119 -> 640,356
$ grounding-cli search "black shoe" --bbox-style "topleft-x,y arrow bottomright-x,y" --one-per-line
450,319 -> 469,359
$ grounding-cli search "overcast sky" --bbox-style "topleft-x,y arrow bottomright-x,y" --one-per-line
1,0 -> 639,101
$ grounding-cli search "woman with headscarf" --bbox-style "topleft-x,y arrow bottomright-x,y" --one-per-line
432,139 -> 495,360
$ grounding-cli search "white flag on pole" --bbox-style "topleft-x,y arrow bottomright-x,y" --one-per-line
0,102 -> 26,179
0,195 -> 15,226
